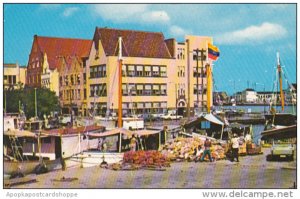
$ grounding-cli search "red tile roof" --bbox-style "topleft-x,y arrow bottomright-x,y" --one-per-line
35,35 -> 92,70
94,27 -> 172,59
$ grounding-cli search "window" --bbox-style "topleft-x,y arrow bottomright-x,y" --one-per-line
128,65 -> 135,77
137,103 -> 144,109
136,66 -> 143,77
161,84 -> 167,95
153,84 -> 160,95
144,66 -> 151,77
145,102 -> 152,108
90,67 -> 94,78
136,84 -> 143,95
193,67 -> 200,77
160,66 -> 167,77
90,86 -> 95,97
122,65 -> 127,76
84,89 -> 87,99
59,76 -> 63,86
82,73 -> 86,84
122,84 -> 128,95
152,66 -> 159,76
102,66 -> 106,77
144,84 -> 152,95
128,84 -> 136,95
71,75 -> 74,85
77,74 -> 80,84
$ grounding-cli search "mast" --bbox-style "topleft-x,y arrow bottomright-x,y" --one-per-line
206,40 -> 211,113
277,52 -> 285,112
118,37 -> 123,128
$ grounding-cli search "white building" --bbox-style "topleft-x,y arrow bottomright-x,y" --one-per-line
241,88 -> 257,103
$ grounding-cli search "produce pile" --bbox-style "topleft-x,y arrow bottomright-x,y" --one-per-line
160,137 -> 228,162
108,150 -> 171,171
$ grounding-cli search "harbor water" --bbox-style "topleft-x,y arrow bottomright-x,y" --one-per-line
216,105 -> 296,144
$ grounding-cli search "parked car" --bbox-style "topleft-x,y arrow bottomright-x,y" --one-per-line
267,141 -> 295,161
161,113 -> 183,120
59,114 -> 72,126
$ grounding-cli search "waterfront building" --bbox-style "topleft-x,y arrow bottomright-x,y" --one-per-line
86,27 -> 214,117
241,88 -> 257,103
3,63 -> 27,90
26,35 -> 92,115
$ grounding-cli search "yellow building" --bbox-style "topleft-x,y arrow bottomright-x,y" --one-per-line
87,28 -> 215,117
58,55 -> 90,116
4,63 -> 27,90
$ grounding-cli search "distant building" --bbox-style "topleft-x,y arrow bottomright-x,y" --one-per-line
256,91 -> 276,104
4,63 -> 27,90
241,88 -> 257,103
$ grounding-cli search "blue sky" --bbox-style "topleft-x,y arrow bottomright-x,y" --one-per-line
3,3 -> 296,95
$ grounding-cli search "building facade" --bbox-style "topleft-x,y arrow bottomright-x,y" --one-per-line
4,63 -> 27,90
58,55 -> 90,116
26,35 -> 92,115
86,27 -> 215,117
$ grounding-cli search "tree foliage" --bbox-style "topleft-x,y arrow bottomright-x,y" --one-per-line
4,87 -> 60,119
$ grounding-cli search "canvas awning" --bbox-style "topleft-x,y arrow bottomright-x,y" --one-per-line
184,113 -> 224,129
88,128 -> 160,138
4,130 -> 37,138
203,113 -> 224,126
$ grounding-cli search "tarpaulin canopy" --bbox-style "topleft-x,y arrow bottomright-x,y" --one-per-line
203,113 -> 224,126
184,113 -> 224,129
261,125 -> 297,140
88,128 -> 160,138
4,130 -> 37,138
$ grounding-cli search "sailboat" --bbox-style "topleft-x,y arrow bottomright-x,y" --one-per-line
261,52 -> 297,140
264,52 -> 297,126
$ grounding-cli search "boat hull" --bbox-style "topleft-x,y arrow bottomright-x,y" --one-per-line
4,158 -> 61,176
65,152 -> 124,168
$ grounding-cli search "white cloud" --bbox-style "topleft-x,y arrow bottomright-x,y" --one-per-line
90,4 -> 170,24
63,7 -> 79,17
215,22 -> 287,45
91,4 -> 148,22
141,11 -> 170,23
169,25 -> 191,37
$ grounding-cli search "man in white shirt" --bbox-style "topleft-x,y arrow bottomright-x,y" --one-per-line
231,134 -> 240,162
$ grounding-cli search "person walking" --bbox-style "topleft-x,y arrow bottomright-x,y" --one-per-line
201,138 -> 213,162
231,134 -> 240,162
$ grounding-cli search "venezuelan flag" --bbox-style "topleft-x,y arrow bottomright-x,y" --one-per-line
208,43 -> 220,60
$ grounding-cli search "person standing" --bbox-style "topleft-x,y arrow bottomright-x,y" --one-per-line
201,138 -> 213,162
231,134 -> 240,162
129,135 -> 137,151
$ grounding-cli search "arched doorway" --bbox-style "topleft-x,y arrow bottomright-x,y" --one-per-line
177,100 -> 186,116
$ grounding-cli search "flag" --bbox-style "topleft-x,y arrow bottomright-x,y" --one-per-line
208,43 -> 220,60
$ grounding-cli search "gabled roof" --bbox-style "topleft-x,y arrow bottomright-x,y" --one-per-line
33,35 -> 92,70
94,27 -> 172,59
164,38 -> 176,58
